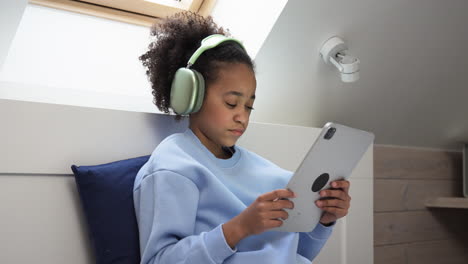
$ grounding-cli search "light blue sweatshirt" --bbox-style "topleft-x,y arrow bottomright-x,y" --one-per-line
133,128 -> 333,264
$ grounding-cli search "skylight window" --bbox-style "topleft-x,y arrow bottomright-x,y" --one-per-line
30,0 -> 216,27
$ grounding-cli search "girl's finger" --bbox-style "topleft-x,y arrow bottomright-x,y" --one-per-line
270,199 -> 294,210
316,198 -> 349,209
331,180 -> 350,193
259,189 -> 296,202
321,206 -> 346,216
320,190 -> 349,201
266,219 -> 284,228
268,210 -> 289,220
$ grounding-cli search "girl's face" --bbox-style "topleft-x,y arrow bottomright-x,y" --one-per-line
189,62 -> 256,159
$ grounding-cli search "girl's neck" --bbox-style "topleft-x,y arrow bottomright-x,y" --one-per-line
189,125 -> 232,159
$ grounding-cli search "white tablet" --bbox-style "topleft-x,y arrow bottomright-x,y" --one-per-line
272,122 -> 374,232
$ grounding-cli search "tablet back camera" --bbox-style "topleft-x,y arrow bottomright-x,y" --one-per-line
311,173 -> 330,192
324,127 -> 336,140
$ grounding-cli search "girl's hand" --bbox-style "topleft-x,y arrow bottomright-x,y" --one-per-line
316,180 -> 351,225
237,189 -> 296,236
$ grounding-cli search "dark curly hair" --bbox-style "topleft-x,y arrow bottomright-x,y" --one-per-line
139,11 -> 255,121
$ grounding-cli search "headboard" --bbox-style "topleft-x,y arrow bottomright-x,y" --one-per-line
0,98 -> 373,263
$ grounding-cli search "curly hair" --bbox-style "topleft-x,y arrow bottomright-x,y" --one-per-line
139,11 -> 255,121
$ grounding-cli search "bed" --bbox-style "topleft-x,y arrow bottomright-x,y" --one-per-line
0,98 -> 373,263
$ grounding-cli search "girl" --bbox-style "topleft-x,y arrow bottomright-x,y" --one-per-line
133,12 -> 351,264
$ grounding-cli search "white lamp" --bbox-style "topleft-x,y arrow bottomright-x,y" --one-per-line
319,36 -> 360,83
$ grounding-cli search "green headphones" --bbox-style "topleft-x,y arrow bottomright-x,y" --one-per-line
170,34 -> 246,115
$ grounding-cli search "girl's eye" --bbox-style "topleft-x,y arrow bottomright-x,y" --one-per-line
226,103 -> 255,111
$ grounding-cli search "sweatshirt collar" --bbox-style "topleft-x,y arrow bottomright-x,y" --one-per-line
184,128 -> 241,168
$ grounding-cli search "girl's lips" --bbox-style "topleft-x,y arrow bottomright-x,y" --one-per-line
230,129 -> 244,136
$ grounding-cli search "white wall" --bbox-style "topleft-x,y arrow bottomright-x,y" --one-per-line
251,0 -> 468,150
0,1 -> 287,114
0,0 -> 28,71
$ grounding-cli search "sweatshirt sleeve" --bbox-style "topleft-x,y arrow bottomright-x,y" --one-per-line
133,170 -> 237,264
297,223 -> 334,261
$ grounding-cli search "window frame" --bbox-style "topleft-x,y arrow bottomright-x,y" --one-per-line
29,0 -> 217,27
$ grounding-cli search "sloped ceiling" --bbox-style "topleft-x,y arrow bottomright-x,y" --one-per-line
252,0 -> 468,151
0,0 -> 27,71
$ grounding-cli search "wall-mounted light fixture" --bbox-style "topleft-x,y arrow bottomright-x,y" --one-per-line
319,36 -> 360,83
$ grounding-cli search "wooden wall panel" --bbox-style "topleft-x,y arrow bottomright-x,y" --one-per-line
376,240 -> 468,264
374,180 -> 406,212
374,146 -> 462,180
374,179 -> 460,212
406,239 -> 468,264
374,244 -> 405,264
375,211 -> 450,245
374,145 -> 467,264
404,180 -> 461,210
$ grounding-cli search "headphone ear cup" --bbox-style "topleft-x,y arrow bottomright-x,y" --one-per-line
170,68 -> 199,115
191,69 -> 205,114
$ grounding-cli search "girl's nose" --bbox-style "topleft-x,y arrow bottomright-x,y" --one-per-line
234,109 -> 249,124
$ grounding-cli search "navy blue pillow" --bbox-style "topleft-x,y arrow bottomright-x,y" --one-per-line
71,155 -> 150,264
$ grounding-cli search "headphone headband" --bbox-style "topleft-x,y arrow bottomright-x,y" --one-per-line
187,34 -> 245,67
